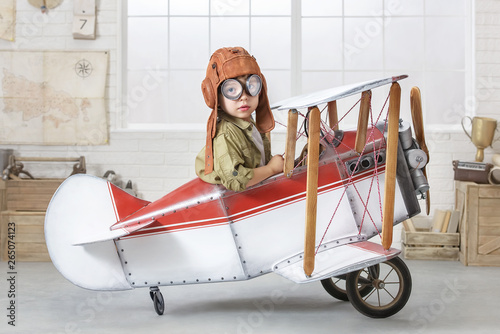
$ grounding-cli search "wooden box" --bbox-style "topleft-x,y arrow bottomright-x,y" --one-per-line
0,180 -> 6,211
4,179 -> 63,211
401,218 -> 460,261
456,181 -> 500,266
0,178 -> 63,262
1,211 -> 50,262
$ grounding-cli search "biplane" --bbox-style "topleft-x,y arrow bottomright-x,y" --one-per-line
45,74 -> 430,318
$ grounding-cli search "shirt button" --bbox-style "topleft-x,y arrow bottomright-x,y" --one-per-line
232,171 -> 238,176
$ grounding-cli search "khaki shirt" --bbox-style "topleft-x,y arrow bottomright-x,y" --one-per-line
196,112 -> 271,192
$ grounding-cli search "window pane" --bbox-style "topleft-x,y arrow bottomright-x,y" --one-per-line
344,0 -> 383,16
386,0 -> 423,16
385,17 -> 424,70
170,17 -> 209,69
211,17 -> 250,52
167,70 -> 207,124
425,72 -> 465,124
127,70 -> 169,123
251,0 -> 291,15
264,70 -> 292,105
302,18 -> 343,70
301,71 -> 343,94
127,17 -> 168,70
170,0 -> 209,15
211,0 -> 249,16
426,0 -> 466,16
251,17 -> 291,69
343,17 -> 384,70
128,0 -> 168,16
302,0 -> 342,17
425,17 -> 465,70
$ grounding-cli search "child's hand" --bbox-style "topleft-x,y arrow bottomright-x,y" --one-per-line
246,155 -> 284,188
267,155 -> 284,174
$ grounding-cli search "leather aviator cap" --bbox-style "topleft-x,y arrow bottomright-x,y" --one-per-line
201,47 -> 274,174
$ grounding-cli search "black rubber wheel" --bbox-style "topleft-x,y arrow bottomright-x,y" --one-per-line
321,264 -> 380,301
345,257 -> 412,318
153,291 -> 165,315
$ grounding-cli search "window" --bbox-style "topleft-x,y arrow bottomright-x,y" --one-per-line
123,0 -> 473,130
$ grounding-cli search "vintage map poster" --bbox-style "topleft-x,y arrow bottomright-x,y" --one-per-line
0,0 -> 15,41
0,51 -> 109,145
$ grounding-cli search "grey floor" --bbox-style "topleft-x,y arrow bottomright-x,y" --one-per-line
1,259 -> 499,334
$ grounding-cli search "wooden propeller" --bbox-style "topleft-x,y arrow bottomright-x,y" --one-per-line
304,106 -> 321,277
381,83 -> 401,250
410,87 -> 431,215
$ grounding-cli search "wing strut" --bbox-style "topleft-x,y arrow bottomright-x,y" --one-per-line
284,109 -> 298,178
355,90 -> 372,153
304,106 -> 321,276
382,83 -> 401,250
328,101 -> 339,130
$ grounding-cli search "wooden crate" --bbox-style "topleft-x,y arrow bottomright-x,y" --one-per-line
456,181 -> 500,266
0,180 -> 6,211
0,178 -> 63,262
401,218 -> 460,261
0,211 -> 50,262
5,179 -> 63,211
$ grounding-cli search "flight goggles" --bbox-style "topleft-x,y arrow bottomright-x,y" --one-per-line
220,74 -> 262,100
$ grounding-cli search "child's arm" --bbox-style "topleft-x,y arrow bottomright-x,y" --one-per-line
246,155 -> 284,188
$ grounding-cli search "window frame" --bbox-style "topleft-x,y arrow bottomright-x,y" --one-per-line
118,0 -> 475,133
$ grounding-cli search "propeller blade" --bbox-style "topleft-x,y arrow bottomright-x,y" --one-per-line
382,83 -> 401,251
410,86 -> 431,215
304,106 -> 321,277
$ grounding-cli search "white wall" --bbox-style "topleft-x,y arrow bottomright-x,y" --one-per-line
1,0 -> 499,226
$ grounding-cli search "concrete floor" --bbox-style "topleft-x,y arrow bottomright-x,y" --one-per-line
1,259 -> 499,334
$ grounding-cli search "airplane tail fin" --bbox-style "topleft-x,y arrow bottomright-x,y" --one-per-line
45,174 -> 149,290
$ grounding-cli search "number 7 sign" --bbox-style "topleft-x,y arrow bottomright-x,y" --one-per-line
73,0 -> 96,40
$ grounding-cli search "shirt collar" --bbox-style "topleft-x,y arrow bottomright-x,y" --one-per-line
219,110 -> 254,131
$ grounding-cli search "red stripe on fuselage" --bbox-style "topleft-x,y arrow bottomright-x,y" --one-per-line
120,164 -> 385,240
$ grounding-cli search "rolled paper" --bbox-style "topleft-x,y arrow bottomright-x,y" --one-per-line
489,166 -> 500,185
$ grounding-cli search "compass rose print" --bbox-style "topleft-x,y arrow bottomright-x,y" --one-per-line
75,59 -> 93,78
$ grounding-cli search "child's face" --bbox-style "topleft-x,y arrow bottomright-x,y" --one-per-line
219,75 -> 259,122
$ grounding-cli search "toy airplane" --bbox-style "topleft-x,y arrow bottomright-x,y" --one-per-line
45,75 -> 430,318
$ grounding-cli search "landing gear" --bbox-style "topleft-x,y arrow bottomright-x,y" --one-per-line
345,257 -> 412,318
149,286 -> 165,315
320,264 -> 380,301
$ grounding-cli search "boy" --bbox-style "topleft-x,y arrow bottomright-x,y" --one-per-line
196,47 -> 284,192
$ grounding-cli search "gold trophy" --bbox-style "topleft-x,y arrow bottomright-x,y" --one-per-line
461,116 -> 498,162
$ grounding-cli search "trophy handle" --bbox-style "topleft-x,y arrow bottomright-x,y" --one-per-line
493,121 -> 500,146
461,116 -> 473,140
